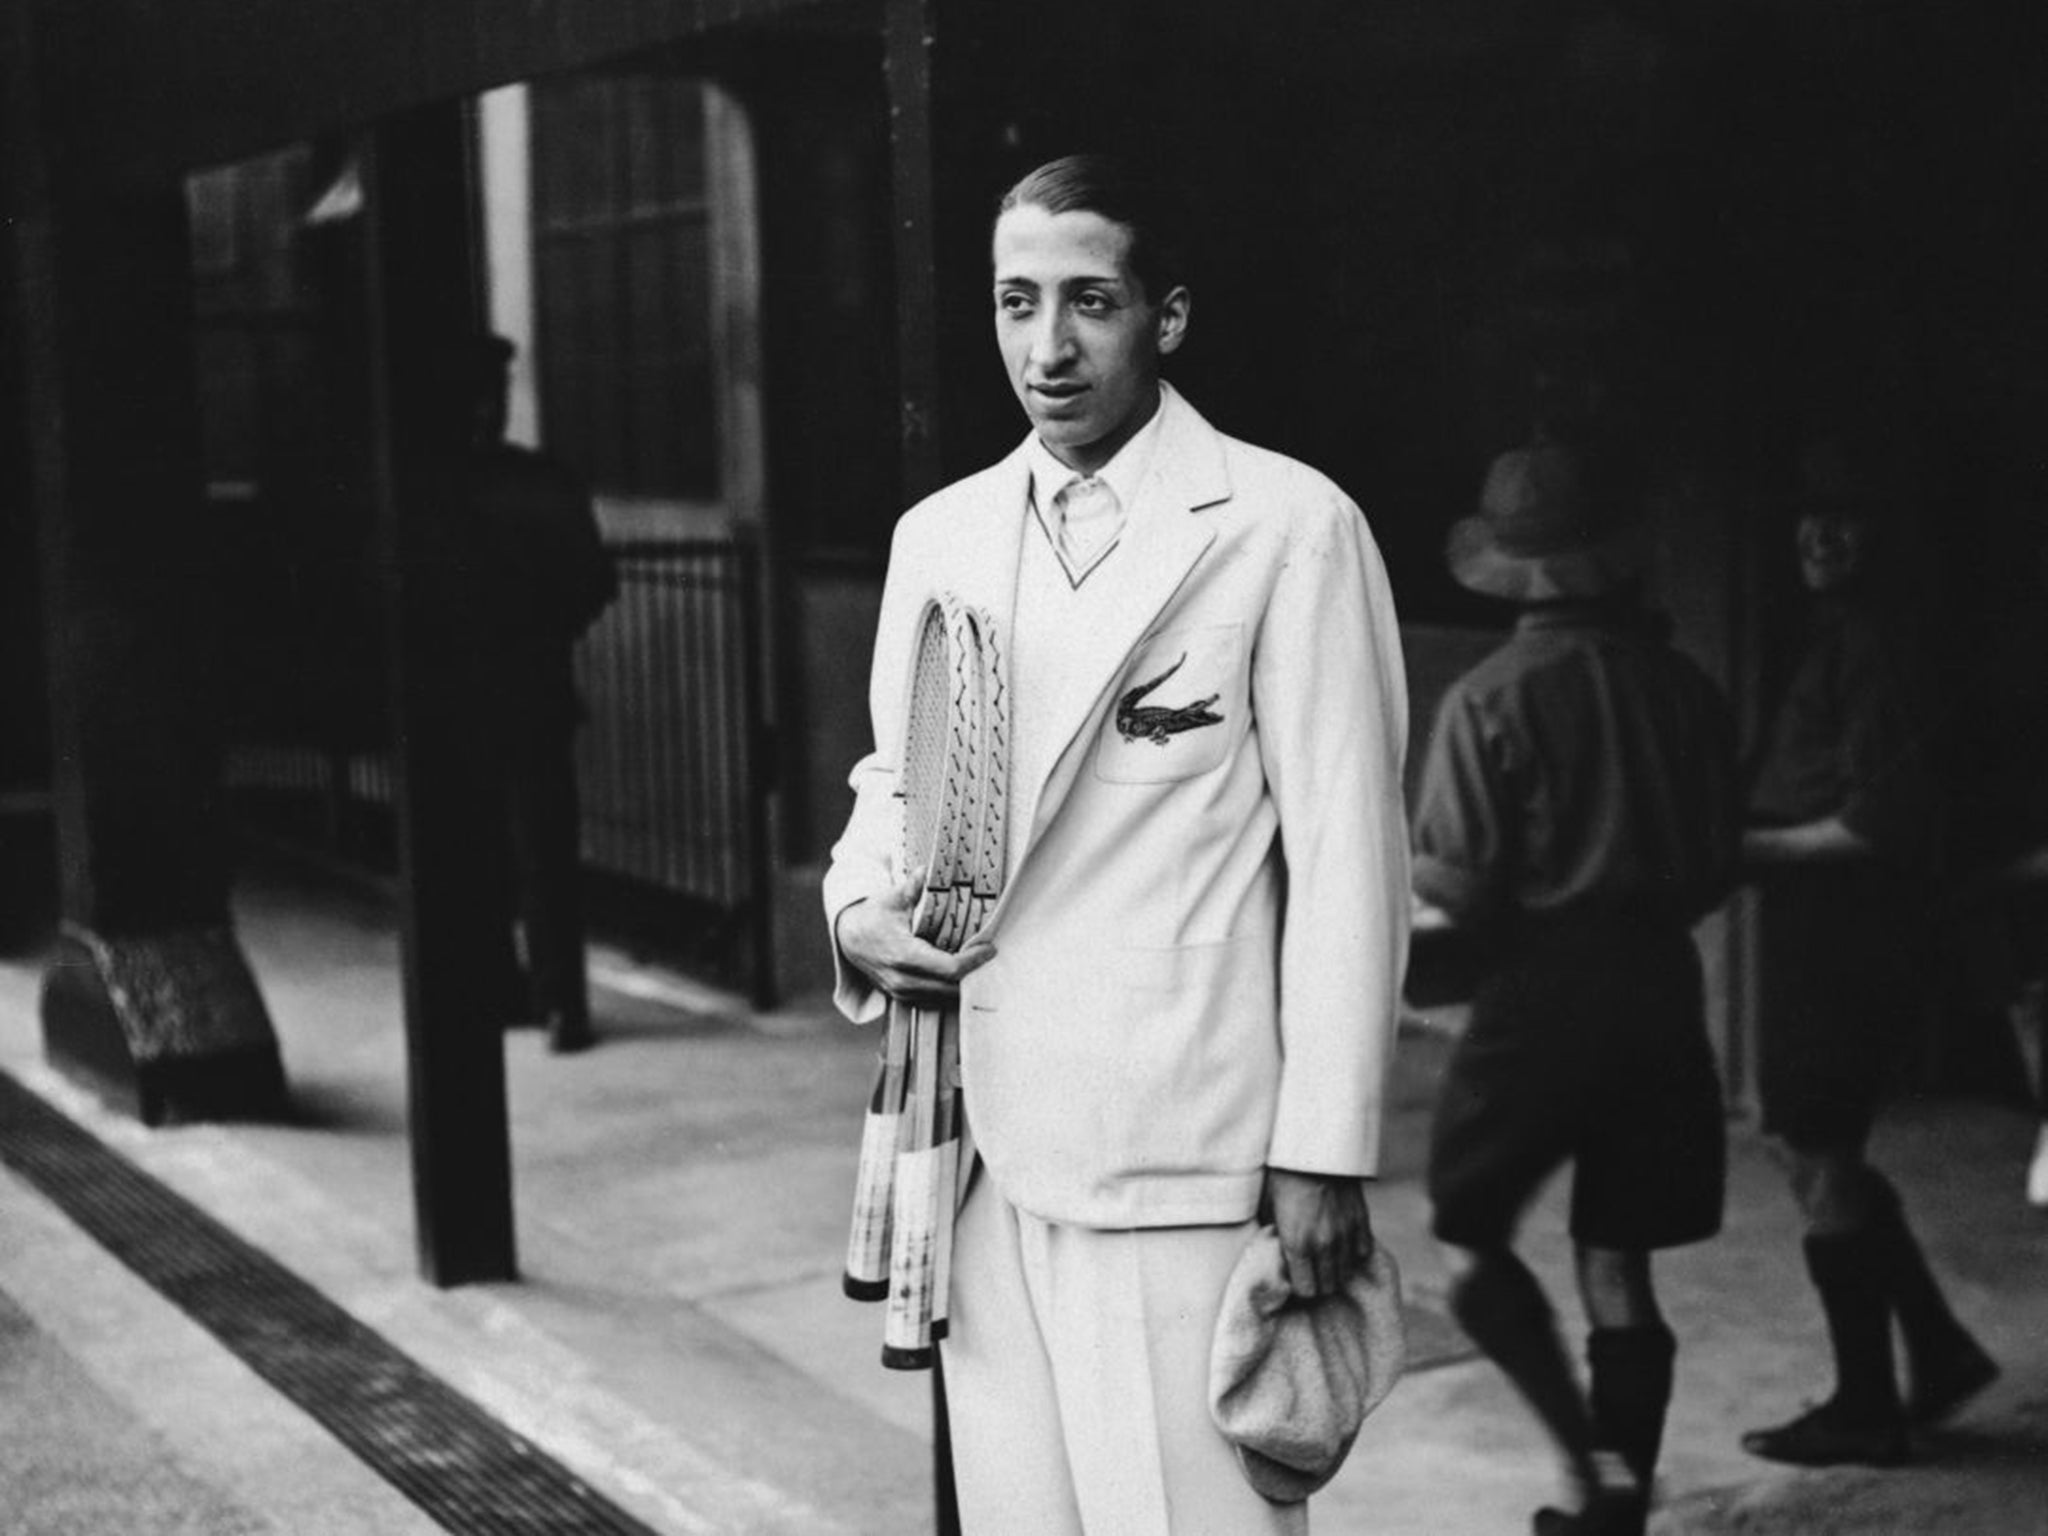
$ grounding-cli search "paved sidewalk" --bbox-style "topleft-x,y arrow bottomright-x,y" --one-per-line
0,1163 -> 442,1536
1,854 -> 2044,1534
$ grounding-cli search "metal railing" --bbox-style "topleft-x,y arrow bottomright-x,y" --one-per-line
222,533 -> 774,1004
575,535 -> 773,1000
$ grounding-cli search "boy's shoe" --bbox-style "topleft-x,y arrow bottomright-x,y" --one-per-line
1907,1334 -> 1999,1425
1531,1488 -> 1648,1536
546,1011 -> 596,1054
1741,1400 -> 1908,1467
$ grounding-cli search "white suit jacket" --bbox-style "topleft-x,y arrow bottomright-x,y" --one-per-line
824,387 -> 1410,1228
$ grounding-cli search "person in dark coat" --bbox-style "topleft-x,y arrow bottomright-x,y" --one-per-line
456,333 -> 617,1054
1738,439 -> 1997,1465
1412,439 -> 1739,1536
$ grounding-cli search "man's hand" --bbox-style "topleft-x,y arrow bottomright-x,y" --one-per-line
837,869 -> 996,1008
1264,1168 -> 1375,1299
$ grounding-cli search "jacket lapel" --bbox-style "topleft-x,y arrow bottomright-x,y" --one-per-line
943,442 -> 1031,622
1004,386 -> 1232,883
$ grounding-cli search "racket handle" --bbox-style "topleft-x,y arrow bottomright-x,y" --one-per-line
883,1006 -> 942,1364
928,1132 -> 961,1340
880,1001 -> 911,1090
926,1010 -> 961,1333
842,1096 -> 899,1301
934,1008 -> 961,1142
845,1012 -> 912,1300
881,1139 -> 943,1369
907,1004 -> 940,1146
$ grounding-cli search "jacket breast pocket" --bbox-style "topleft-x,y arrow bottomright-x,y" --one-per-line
1095,622 -> 1244,784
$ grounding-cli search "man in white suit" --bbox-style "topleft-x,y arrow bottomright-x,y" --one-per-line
827,155 -> 1410,1534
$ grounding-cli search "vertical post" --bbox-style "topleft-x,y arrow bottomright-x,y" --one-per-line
14,1 -> 283,1125
0,0 -> 60,937
363,103 -> 518,1286
883,3 -> 958,1528
707,86 -> 779,1010
734,528 -> 778,1012
884,0 -> 945,503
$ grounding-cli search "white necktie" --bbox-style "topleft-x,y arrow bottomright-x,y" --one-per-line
1053,475 -> 1123,585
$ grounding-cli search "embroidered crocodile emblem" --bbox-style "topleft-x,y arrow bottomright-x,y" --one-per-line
1116,653 -> 1225,746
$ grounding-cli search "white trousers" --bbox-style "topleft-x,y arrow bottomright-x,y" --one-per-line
943,1170 -> 1308,1536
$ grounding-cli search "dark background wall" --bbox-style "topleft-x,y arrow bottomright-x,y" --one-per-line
12,0 -> 2046,988
889,0 -> 2047,620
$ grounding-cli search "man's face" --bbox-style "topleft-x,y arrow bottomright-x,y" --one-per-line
992,203 -> 1188,476
1796,509 -> 1869,593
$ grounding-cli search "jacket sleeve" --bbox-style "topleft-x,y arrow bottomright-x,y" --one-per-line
820,515 -> 925,1024
1253,483 -> 1411,1178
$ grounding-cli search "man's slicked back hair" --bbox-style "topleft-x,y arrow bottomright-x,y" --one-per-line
995,153 -> 1190,303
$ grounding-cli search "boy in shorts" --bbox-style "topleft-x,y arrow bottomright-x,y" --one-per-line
1739,446 -> 1997,1465
1412,439 -> 1737,1536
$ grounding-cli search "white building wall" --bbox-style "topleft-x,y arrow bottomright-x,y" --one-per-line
477,85 -> 540,449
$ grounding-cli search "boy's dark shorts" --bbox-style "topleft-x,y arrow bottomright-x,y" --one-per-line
1428,913 -> 1726,1252
1754,865 -> 1924,1151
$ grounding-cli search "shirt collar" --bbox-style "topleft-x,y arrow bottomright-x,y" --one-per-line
1026,385 -> 1170,515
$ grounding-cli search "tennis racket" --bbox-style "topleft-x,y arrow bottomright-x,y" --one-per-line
923,604 -> 1005,1345
842,593 -> 1007,1370
844,597 -> 963,1304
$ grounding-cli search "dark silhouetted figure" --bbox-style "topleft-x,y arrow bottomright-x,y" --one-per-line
1412,439 -> 1738,1536
1739,438 -> 1997,1465
455,334 -> 616,1054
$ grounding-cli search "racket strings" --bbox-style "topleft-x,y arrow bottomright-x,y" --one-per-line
966,611 -> 1011,926
902,606 -> 953,882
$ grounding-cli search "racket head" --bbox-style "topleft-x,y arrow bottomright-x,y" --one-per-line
963,606 -> 1010,914
901,598 -> 972,946
899,599 -> 951,881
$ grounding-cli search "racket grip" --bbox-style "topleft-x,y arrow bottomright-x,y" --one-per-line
928,1133 -> 961,1340
846,1013 -> 912,1300
881,1141 -> 944,1370
927,1010 -> 962,1336
842,1098 -> 900,1301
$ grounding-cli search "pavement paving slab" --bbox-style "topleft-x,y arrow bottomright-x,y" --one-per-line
0,1155 -> 442,1536
0,1280 -> 275,1536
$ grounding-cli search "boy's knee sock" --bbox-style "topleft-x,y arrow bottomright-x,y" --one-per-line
1804,1229 -> 1902,1421
1588,1323 -> 1676,1490
1864,1172 -> 1971,1350
1861,1171 -> 1997,1417
1451,1254 -> 1601,1480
